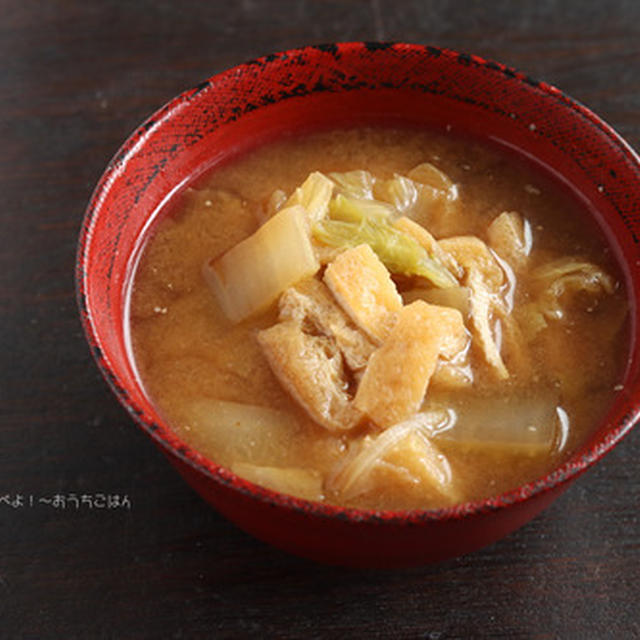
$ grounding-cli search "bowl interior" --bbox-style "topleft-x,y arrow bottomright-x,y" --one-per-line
78,42 -> 640,521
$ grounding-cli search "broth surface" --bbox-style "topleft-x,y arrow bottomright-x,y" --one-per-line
129,127 -> 628,510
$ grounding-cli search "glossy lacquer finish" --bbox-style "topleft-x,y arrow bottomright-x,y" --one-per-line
77,42 -> 640,567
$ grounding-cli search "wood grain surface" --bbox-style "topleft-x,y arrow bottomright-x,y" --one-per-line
1,1 -> 639,638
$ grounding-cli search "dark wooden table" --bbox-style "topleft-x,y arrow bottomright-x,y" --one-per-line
2,1 -> 639,638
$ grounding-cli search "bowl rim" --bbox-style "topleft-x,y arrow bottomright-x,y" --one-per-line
77,41 -> 640,525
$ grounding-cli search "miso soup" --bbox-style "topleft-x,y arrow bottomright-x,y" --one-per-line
129,127 -> 628,511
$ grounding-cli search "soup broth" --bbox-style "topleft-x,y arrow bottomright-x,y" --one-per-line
129,127 -> 628,511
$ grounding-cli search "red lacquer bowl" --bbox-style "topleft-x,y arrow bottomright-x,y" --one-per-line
77,43 -> 640,567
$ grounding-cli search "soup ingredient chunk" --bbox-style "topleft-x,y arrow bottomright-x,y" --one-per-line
323,243 -> 403,343
487,211 -> 532,270
261,188 -> 288,222
531,258 -> 615,321
373,174 -> 419,213
314,216 -> 458,288
426,391 -> 562,454
439,236 -> 505,290
407,161 -> 455,191
401,285 -> 470,317
279,279 -> 376,373
258,322 -> 363,432
182,399 -> 302,467
230,462 -> 324,501
467,269 -> 509,379
354,301 -> 469,428
329,193 -> 394,223
258,280 -> 369,432
329,410 -> 458,502
439,236 -> 510,379
284,171 -> 334,223
515,258 -> 616,342
393,216 -> 462,278
404,162 -> 460,235
329,169 -> 375,199
204,204 -> 319,322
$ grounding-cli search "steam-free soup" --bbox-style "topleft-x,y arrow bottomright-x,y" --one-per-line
129,127 -> 628,511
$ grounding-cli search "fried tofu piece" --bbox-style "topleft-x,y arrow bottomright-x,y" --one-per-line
431,360 -> 474,390
437,236 -> 512,380
499,314 -> 532,381
381,431 -> 460,504
331,427 -> 459,504
327,410 -> 458,503
258,321 -> 363,431
324,244 -> 403,344
487,211 -> 532,271
258,277 -> 374,430
467,269 -> 509,379
279,278 -> 376,372
354,301 -> 468,428
439,236 -> 504,290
